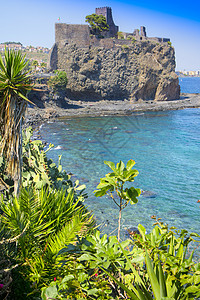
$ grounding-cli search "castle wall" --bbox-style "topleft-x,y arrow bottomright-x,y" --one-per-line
55,23 -> 90,47
48,43 -> 58,70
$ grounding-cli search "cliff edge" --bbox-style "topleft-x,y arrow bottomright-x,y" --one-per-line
50,40 -> 180,101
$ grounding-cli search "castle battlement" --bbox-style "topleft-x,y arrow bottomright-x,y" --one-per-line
54,7 -> 170,47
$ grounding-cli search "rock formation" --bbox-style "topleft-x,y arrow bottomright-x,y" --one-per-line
51,40 -> 180,101
48,7 -> 180,101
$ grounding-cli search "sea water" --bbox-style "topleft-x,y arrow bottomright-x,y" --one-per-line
40,106 -> 200,238
179,76 -> 200,93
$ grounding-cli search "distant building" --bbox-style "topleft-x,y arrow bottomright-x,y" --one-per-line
178,70 -> 200,76
0,43 -> 49,53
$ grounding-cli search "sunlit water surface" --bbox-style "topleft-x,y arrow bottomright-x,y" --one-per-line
40,108 -> 200,238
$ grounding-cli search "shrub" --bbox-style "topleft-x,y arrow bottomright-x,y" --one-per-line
48,70 -> 68,91
122,44 -> 129,50
117,31 -> 124,39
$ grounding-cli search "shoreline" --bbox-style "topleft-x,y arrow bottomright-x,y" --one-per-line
25,93 -> 200,127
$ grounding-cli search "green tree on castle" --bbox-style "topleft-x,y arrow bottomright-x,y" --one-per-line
85,13 -> 109,36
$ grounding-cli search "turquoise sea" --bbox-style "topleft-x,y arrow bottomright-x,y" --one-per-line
40,78 -> 200,237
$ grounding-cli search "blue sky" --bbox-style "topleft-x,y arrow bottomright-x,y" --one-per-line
1,0 -> 200,70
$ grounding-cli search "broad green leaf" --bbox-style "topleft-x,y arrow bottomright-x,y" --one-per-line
104,160 -> 116,171
116,160 -> 125,174
96,181 -> 112,189
87,288 -> 99,296
138,224 -> 146,241
145,250 -> 160,300
94,189 -> 107,197
62,275 -> 74,282
108,235 -> 118,246
121,239 -> 131,248
185,285 -> 200,293
76,184 -> 86,191
33,174 -> 40,182
41,284 -> 58,299
127,187 -> 140,203
158,261 -> 167,298
126,159 -> 136,170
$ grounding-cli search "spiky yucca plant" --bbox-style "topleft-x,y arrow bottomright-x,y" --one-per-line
0,48 -> 33,195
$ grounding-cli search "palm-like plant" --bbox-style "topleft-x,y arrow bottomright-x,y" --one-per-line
40,62 -> 47,72
0,187 -> 94,291
32,60 -> 38,72
0,48 -> 33,195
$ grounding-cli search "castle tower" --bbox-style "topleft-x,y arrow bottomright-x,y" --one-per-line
140,26 -> 147,37
95,7 -> 118,37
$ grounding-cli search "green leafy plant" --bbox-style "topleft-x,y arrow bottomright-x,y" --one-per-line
40,62 -> 47,71
0,127 -> 80,196
59,230 -> 132,270
0,186 -> 94,297
22,127 -> 76,191
129,218 -> 200,299
41,270 -> 112,300
42,230 -> 133,299
117,31 -> 124,39
31,60 -> 38,72
122,44 -> 129,50
127,35 -> 135,41
101,222 -> 200,300
48,70 -> 68,91
94,160 -> 141,240
103,248 -> 188,299
85,14 -> 109,36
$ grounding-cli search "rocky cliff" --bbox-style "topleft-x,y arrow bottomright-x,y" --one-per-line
50,40 -> 180,101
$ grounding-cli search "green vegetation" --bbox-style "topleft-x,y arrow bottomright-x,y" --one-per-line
117,31 -> 124,39
0,48 -> 33,195
41,218 -> 200,299
31,59 -> 39,71
85,13 -> 109,36
122,44 -> 130,50
25,51 -> 49,63
1,48 -> 200,300
127,35 -> 133,40
48,70 -> 68,91
94,160 -> 140,240
1,41 -> 22,45
40,62 -> 47,71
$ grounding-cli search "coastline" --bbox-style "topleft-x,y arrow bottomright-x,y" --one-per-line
25,93 -> 200,127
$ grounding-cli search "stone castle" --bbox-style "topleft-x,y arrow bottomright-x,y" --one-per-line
48,7 -> 180,101
53,7 -> 170,50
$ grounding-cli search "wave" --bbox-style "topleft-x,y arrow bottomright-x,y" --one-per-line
54,145 -> 62,150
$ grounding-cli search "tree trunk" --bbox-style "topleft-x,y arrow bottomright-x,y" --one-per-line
118,199 -> 122,241
0,96 -> 26,196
